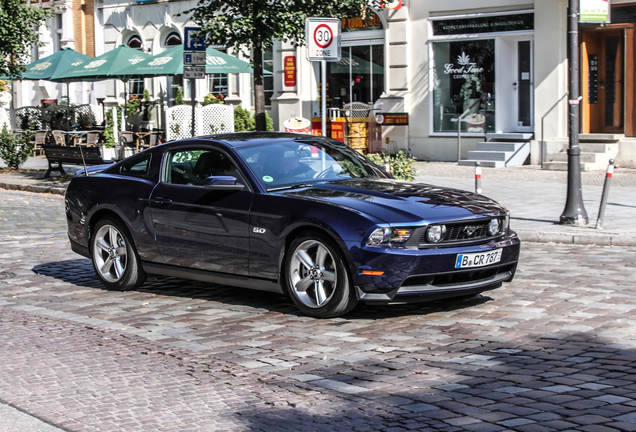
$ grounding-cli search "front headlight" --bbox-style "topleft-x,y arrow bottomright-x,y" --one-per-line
426,225 -> 447,243
366,227 -> 413,248
488,218 -> 501,236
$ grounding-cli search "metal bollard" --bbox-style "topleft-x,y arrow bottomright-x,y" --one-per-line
595,159 -> 614,229
475,162 -> 482,194
384,156 -> 391,175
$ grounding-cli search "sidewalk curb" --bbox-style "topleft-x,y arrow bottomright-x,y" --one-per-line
516,230 -> 636,247
0,182 -> 67,196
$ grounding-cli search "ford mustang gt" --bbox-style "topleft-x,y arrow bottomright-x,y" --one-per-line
65,132 -> 520,318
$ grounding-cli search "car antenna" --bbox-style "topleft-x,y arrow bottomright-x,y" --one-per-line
79,146 -> 88,177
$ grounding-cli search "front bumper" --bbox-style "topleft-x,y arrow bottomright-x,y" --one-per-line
348,231 -> 521,304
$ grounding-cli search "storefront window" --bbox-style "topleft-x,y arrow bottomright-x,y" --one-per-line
127,35 -> 145,97
163,32 -> 182,106
432,39 -> 495,133
326,44 -> 384,109
208,48 -> 228,99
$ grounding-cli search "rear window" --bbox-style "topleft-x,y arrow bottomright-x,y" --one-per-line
120,154 -> 151,177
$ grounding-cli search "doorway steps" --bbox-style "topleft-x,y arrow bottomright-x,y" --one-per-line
458,133 -> 532,168
543,134 -> 621,171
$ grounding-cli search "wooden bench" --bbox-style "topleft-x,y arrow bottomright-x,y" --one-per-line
42,145 -> 114,178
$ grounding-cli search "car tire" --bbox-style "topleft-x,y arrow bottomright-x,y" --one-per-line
91,217 -> 147,291
284,232 -> 358,318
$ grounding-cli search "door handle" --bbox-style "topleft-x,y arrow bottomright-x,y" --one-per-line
152,197 -> 173,205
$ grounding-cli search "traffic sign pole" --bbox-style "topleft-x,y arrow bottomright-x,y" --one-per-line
305,18 -> 341,142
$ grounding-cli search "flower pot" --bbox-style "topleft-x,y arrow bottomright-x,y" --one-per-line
101,146 -> 117,161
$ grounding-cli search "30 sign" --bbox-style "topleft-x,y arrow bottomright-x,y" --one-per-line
305,18 -> 341,62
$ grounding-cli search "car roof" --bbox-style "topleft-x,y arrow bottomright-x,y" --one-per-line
190,132 -> 336,148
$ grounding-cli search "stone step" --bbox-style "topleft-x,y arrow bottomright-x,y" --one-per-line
458,159 -> 505,168
477,142 -> 525,152
579,143 -> 617,153
579,133 -> 623,142
485,132 -> 534,141
550,152 -> 599,163
542,161 -> 593,171
465,150 -> 510,162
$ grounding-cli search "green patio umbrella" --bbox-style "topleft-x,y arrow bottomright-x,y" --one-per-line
51,45 -> 152,132
17,47 -> 93,130
51,45 -> 151,81
330,54 -> 384,75
117,45 -> 253,77
20,47 -> 92,81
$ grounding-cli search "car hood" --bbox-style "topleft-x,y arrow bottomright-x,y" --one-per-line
280,178 -> 507,224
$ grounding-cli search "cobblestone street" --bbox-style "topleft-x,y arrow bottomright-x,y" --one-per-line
3,189 -> 636,431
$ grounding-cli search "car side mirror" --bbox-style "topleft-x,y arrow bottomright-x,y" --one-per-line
203,176 -> 245,191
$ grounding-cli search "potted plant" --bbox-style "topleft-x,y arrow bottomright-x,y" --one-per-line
140,89 -> 154,131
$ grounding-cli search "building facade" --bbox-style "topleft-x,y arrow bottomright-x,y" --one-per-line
16,0 -> 636,167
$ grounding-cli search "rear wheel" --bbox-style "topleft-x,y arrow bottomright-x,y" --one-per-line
91,217 -> 146,291
284,232 -> 357,318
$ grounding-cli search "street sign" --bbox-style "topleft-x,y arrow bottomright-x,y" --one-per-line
305,18 -> 341,62
184,27 -> 206,52
184,66 -> 206,79
184,52 -> 206,65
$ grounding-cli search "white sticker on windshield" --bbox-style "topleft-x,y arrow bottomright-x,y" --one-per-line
262,175 -> 274,183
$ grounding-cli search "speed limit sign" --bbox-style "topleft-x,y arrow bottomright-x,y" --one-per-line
305,18 -> 341,61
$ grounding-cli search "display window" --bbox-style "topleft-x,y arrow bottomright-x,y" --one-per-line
432,39 -> 495,133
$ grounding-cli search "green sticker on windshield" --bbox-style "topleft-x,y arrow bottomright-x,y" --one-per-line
262,175 -> 274,183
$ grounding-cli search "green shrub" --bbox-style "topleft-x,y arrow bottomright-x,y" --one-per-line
367,151 -> 418,181
0,125 -> 33,169
175,87 -> 185,105
233,106 -> 273,132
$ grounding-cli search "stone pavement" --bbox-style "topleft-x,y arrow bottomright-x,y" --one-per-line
2,156 -> 636,246
2,183 -> 636,430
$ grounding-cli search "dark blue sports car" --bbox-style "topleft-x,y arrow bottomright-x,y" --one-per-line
65,132 -> 520,318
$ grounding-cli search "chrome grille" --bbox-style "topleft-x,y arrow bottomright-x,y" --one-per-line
419,220 -> 495,245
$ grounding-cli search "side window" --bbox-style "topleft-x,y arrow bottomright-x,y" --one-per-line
165,148 -> 246,186
120,155 -> 151,176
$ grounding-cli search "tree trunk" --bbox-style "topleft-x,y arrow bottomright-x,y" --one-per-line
253,43 -> 266,131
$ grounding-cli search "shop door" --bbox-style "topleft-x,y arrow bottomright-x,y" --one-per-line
583,30 -> 624,133
515,39 -> 533,132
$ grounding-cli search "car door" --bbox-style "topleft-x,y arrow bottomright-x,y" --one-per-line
149,145 -> 252,276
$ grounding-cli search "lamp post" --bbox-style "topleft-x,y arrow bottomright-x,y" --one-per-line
560,0 -> 589,225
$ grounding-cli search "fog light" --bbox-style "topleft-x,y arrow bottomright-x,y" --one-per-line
426,225 -> 447,243
488,218 -> 501,236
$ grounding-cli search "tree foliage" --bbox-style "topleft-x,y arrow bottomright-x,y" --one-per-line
186,0 -> 386,131
0,0 -> 50,79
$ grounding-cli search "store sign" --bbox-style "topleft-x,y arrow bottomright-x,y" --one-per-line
432,13 -> 533,36
444,52 -> 484,80
375,113 -> 409,125
284,56 -> 296,87
580,0 -> 610,23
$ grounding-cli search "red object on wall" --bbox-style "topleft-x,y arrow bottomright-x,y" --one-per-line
284,56 -> 296,87
311,117 -> 345,143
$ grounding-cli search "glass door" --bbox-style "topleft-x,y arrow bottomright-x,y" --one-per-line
515,39 -> 533,132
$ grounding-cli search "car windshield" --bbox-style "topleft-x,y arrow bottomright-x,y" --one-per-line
234,139 -> 386,191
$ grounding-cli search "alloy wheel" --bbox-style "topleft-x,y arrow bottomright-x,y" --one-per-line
288,239 -> 338,308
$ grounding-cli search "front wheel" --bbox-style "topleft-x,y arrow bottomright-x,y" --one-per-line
284,233 -> 357,318
91,217 -> 146,291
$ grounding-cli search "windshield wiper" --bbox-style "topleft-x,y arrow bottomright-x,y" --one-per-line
267,183 -> 313,192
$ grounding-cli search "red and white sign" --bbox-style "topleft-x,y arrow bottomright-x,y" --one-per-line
305,18 -> 341,61
382,0 -> 402,9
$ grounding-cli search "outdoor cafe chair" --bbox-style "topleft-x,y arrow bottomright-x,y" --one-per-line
51,130 -> 66,146
31,130 -> 49,156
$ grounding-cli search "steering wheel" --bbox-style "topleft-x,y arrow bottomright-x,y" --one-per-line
313,166 -> 335,179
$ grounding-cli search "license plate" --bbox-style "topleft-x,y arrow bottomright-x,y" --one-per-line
455,249 -> 502,268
